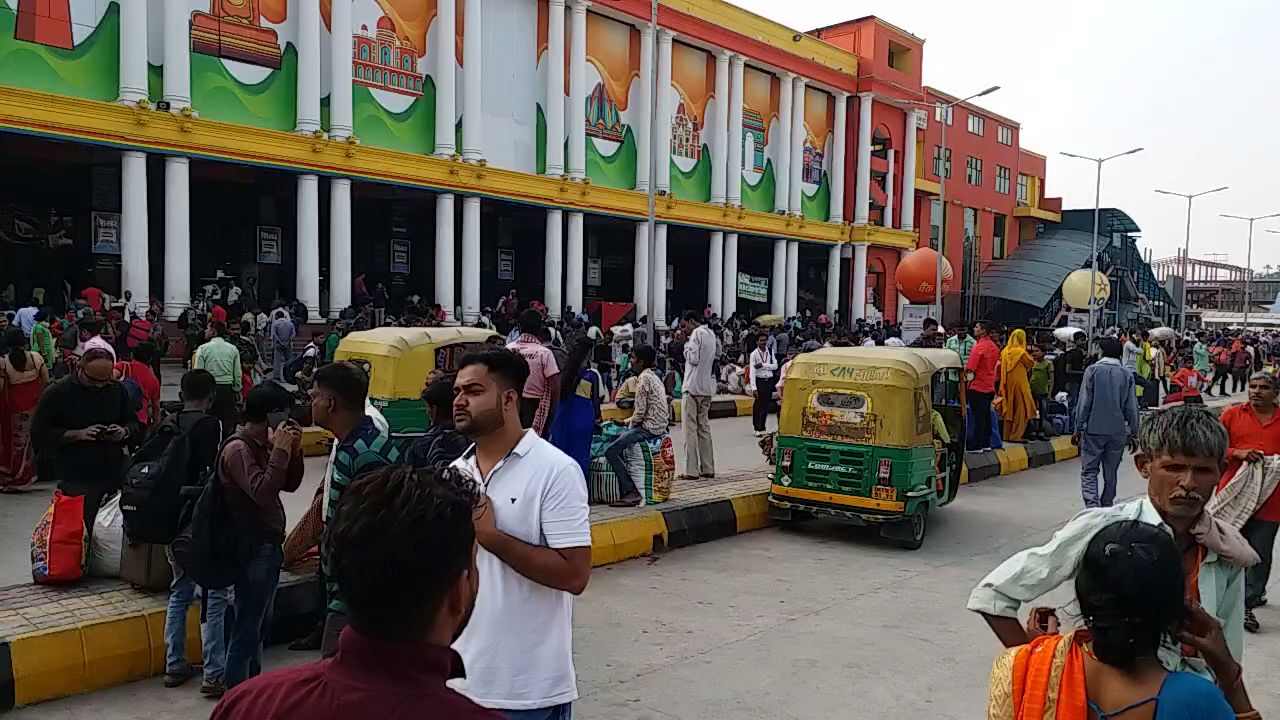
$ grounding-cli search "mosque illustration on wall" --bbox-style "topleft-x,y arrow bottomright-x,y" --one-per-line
671,99 -> 701,161
353,14 -> 424,97
585,82 -> 624,143
191,0 -> 284,70
741,108 -> 766,173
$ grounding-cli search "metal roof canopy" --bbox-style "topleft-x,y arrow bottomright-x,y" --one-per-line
1059,208 -> 1141,236
977,228 -> 1112,308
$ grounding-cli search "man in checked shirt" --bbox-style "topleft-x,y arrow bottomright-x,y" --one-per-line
604,345 -> 669,508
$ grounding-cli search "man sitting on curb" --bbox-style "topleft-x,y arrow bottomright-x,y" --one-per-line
604,345 -> 668,507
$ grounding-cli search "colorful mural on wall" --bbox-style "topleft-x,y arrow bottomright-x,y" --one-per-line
669,41 -> 714,202
583,11 -> 637,190
801,85 -> 833,221
740,64 -> 779,213
184,0 -> 297,131
0,0 -> 120,101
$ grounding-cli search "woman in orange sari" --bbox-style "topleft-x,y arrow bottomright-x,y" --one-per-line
0,328 -> 49,492
988,521 -> 1252,720
997,329 -> 1036,442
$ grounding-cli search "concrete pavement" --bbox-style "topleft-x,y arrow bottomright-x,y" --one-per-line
12,447 -> 1280,719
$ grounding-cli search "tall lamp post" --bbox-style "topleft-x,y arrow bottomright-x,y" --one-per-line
1058,147 -> 1143,346
1154,185 -> 1227,334
1220,212 -> 1280,330
644,0 -> 659,343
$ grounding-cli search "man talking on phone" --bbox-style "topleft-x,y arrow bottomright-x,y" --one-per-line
32,347 -> 141,527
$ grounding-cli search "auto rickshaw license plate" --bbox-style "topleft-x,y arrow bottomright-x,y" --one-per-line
872,486 -> 897,501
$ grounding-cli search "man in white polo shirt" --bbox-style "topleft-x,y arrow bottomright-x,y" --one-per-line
450,349 -> 592,720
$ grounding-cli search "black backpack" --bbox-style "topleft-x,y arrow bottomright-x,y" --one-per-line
120,411 -> 218,545
169,434 -> 258,590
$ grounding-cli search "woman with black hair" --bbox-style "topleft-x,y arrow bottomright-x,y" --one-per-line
987,520 -> 1252,719
548,337 -> 601,477
0,327 -> 48,491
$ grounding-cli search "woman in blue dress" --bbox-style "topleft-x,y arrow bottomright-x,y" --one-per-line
549,337 -> 601,477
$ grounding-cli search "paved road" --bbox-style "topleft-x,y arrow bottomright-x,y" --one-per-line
0,416 -> 774,588
14,446 -> 1280,719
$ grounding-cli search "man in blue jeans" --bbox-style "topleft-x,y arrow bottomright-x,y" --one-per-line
218,383 -> 305,687
162,369 -> 232,696
1073,337 -> 1140,507
606,346 -> 670,507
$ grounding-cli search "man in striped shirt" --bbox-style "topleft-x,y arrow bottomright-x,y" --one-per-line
605,345 -> 668,507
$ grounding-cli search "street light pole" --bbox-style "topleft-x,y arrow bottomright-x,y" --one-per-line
1059,147 -> 1143,347
644,0 -> 659,344
1154,186 -> 1228,334
1221,212 -> 1280,330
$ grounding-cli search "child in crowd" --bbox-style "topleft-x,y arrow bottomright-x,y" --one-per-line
1169,355 -> 1208,405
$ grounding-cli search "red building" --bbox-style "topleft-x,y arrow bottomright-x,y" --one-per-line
812,16 -> 1061,325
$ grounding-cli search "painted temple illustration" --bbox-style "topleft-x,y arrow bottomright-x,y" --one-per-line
353,15 -> 424,97
741,108 -> 766,173
671,100 -> 701,161
191,0 -> 284,69
585,82 -> 624,143
802,133 -> 824,184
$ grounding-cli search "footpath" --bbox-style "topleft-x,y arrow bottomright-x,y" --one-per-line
0,391 -> 1235,712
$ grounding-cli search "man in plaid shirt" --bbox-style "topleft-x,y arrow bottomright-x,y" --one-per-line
604,345 -> 668,507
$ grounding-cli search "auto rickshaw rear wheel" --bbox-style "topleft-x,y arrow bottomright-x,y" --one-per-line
890,505 -> 928,551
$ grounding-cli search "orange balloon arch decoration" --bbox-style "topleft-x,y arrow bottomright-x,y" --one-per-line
895,248 -> 955,304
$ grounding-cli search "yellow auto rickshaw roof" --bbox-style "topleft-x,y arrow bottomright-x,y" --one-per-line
787,347 -> 953,387
337,327 -> 501,358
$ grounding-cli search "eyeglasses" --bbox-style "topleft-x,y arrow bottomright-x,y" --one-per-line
1103,541 -> 1161,562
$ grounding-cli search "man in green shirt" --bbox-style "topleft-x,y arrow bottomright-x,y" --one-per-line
1193,331 -> 1212,376
193,321 -> 243,438
29,309 -> 55,368
944,325 -> 977,365
322,322 -> 345,364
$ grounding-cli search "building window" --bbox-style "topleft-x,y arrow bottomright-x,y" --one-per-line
932,146 -> 951,179
360,46 -> 369,61
1017,174 -> 1029,205
967,113 -> 984,136
930,198 -> 945,252
997,125 -> 1013,146
934,104 -> 953,126
381,47 -> 392,65
995,165 -> 1011,194
887,41 -> 912,73
993,214 -> 1007,260
966,156 -> 982,186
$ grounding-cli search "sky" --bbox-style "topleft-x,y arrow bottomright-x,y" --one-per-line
730,0 -> 1280,272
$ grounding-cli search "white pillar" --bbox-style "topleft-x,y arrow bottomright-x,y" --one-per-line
635,23 -> 653,192
545,0 -> 566,176
435,0 -> 458,157
652,224 -> 668,325
329,179 -> 352,318
296,175 -> 321,319
435,194 -> 456,322
726,55 -> 745,206
775,73 -> 792,213
545,210 -> 564,321
830,91 -> 848,223
708,231 -> 724,314
117,0 -> 147,105
883,148 -> 896,228
567,0 -> 588,180
900,110 -> 920,232
161,0 -> 190,110
462,197 -> 481,322
565,211 -> 584,314
723,233 -> 739,317
329,0 -> 354,139
826,243 -> 841,315
120,151 -> 148,316
710,51 -> 730,205
462,0 -> 484,161
633,222 -> 650,317
785,240 -> 799,316
788,78 -> 806,216
162,157 -> 189,320
655,29 -> 674,194
851,241 -> 869,321
771,238 -> 786,315
295,0 -> 322,134
853,93 -> 873,225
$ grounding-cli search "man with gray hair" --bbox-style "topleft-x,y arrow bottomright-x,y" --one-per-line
968,404 -> 1258,679
1073,337 -> 1140,508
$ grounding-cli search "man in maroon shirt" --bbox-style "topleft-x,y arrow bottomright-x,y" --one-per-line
965,320 -> 1001,452
212,463 -> 500,720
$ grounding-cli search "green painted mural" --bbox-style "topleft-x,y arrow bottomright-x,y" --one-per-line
670,145 -> 712,202
740,159 -> 777,213
353,81 -> 435,155
801,174 -> 831,222
191,45 -> 298,131
536,103 -> 546,175
0,2 -> 120,101
586,127 -> 637,190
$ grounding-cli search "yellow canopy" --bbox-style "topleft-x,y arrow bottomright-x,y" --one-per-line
785,347 -> 952,388
755,314 -> 784,327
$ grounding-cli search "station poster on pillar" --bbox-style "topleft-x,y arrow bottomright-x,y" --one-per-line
739,65 -> 780,213
800,86 -> 834,222
737,272 -> 768,303
582,11 -> 638,191
667,41 -> 714,202
0,0 -> 121,101
349,0 -> 457,155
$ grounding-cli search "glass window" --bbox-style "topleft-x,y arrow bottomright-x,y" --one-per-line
381,47 -> 392,65
997,125 -> 1013,146
932,146 -> 952,179
934,105 -> 953,126
993,214 -> 1007,259
1017,174 -> 1029,204
966,156 -> 982,186
995,166 -> 1011,194
930,198 -> 945,252
967,113 -> 984,136
360,46 -> 369,61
